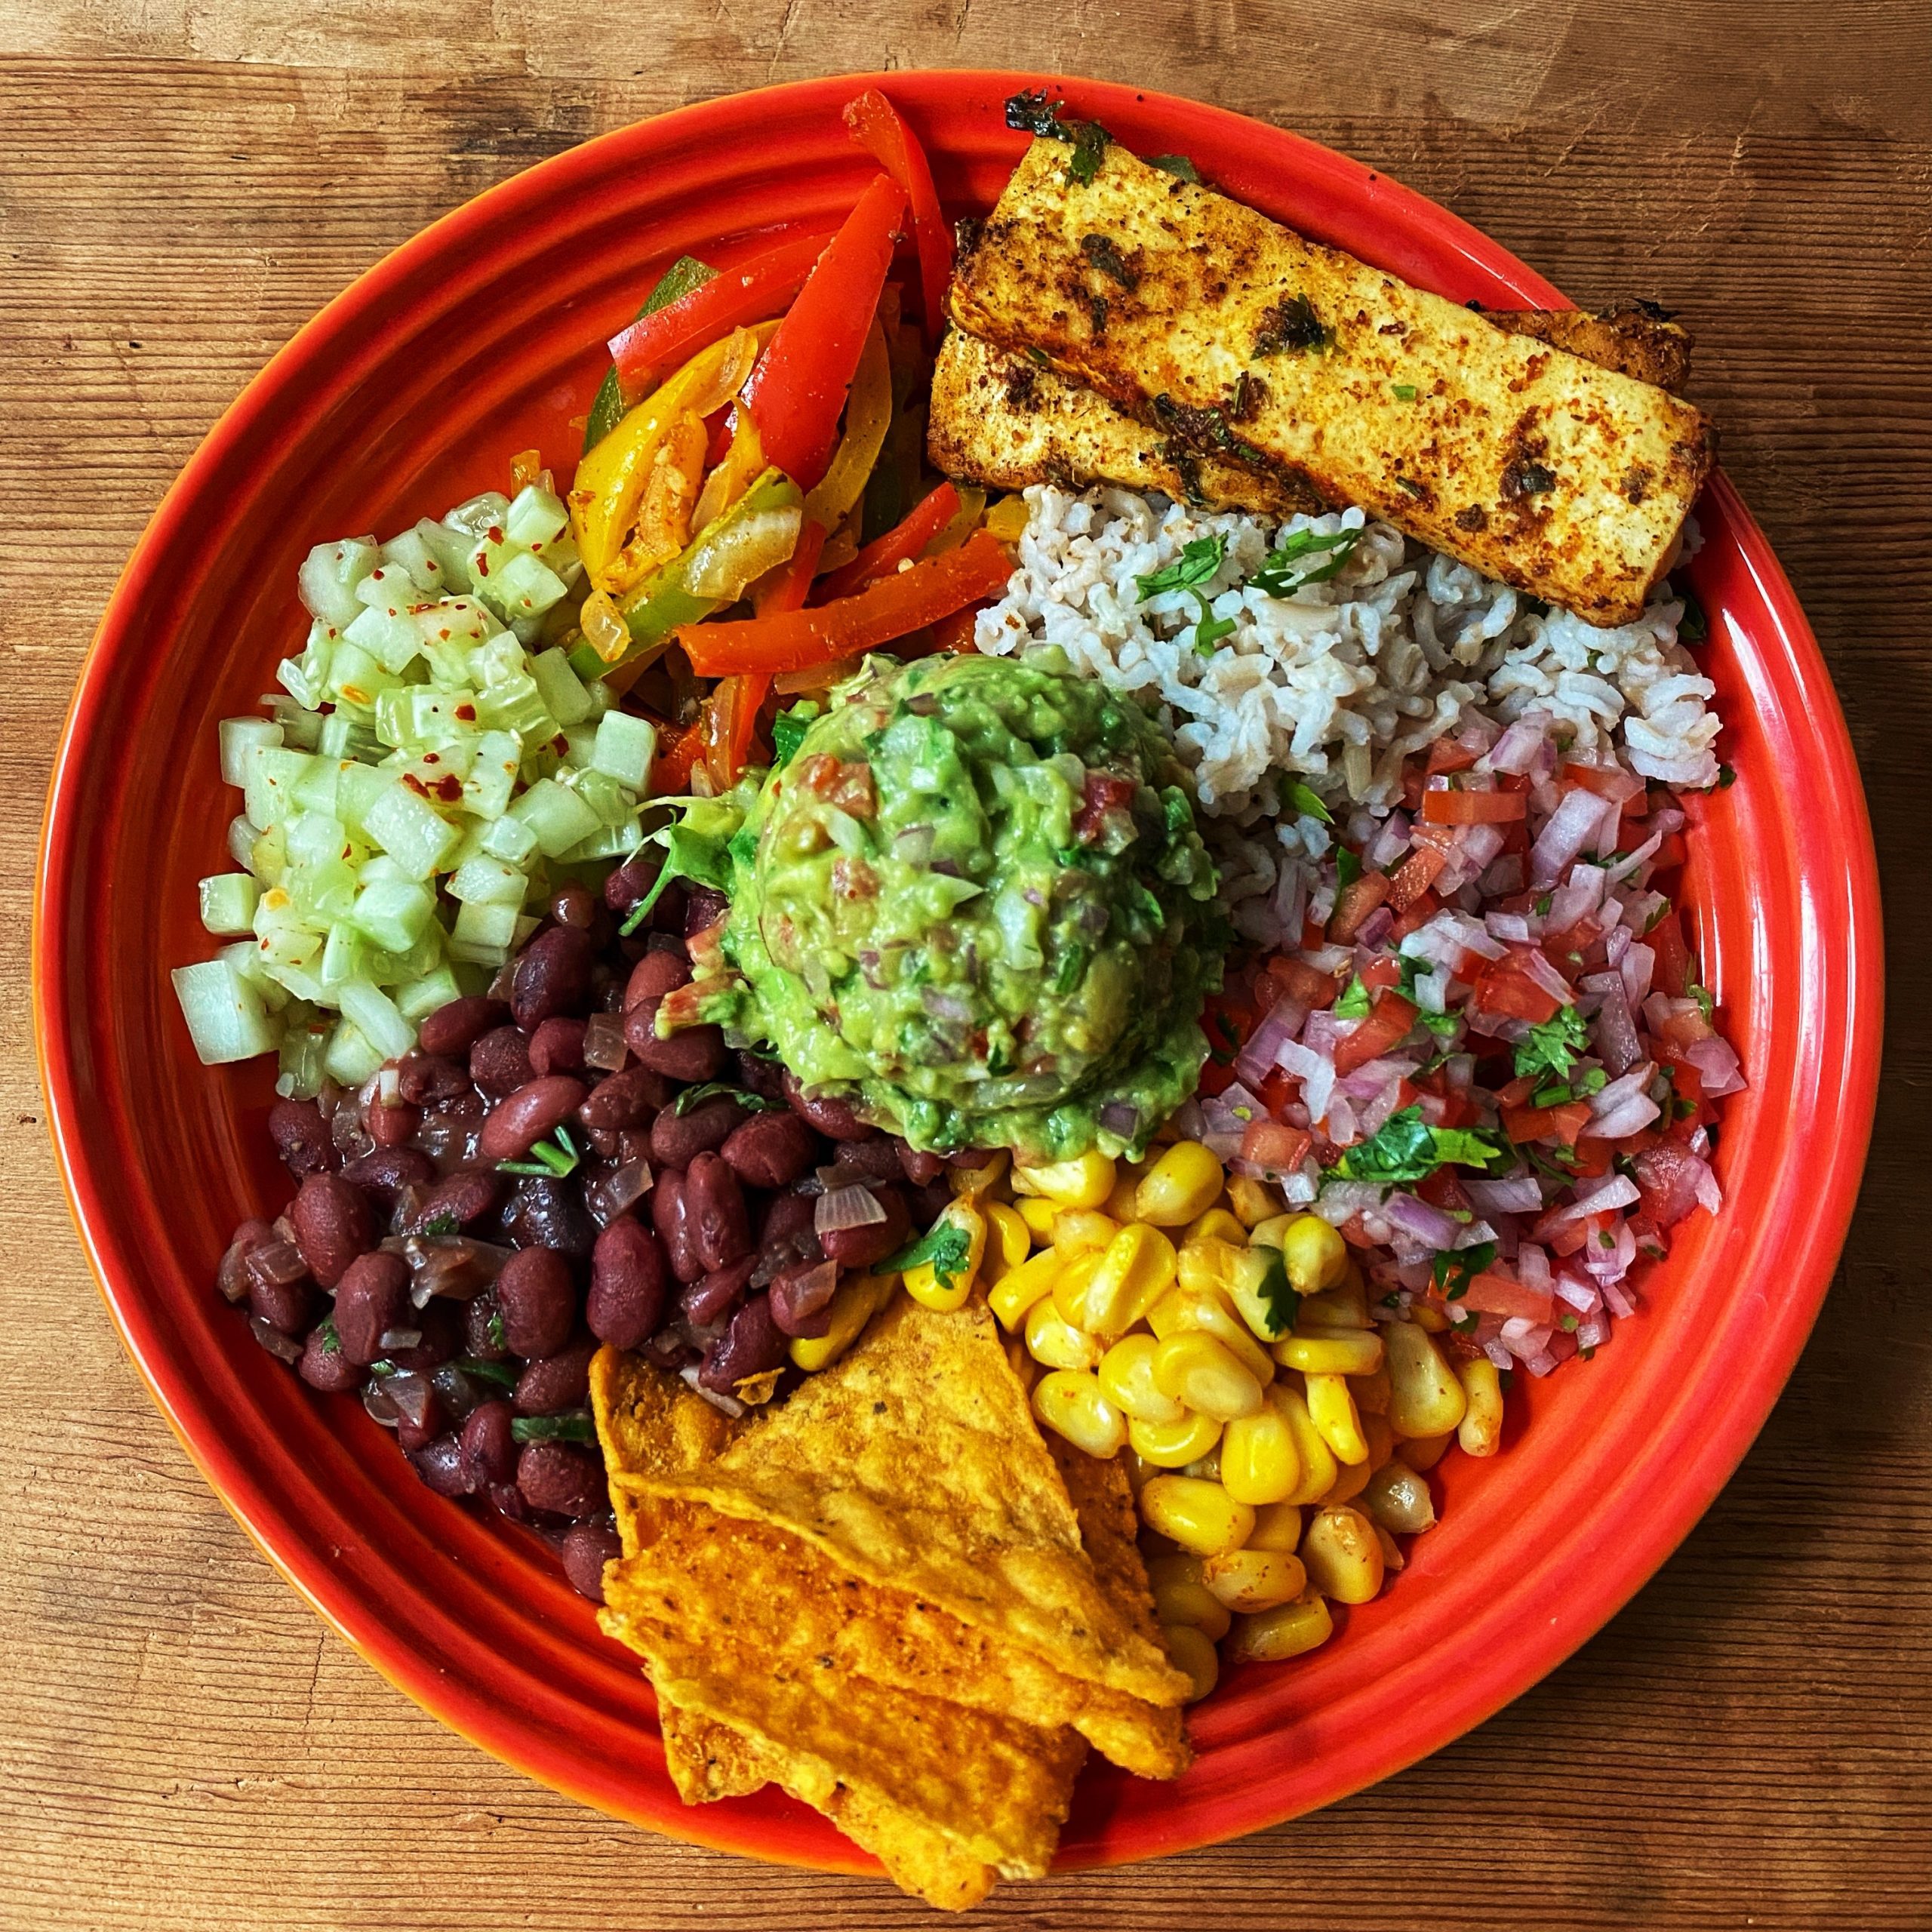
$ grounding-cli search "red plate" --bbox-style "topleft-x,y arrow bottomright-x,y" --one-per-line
34,74 -> 1881,1871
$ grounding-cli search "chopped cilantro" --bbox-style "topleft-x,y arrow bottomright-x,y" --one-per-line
1137,534 -> 1226,599
1513,1007 -> 1590,1083
1330,1106 -> 1511,1185
486,1309 -> 507,1352
1534,891 -> 1554,916
455,1355 -> 518,1389
1432,1241 -> 1498,1300
1336,846 -> 1363,890
1247,527 -> 1361,598
318,1317 -> 340,1355
1716,763 -> 1737,789
620,816 -> 734,934
1677,586 -> 1708,643
510,1414 -> 595,1444
1054,943 -> 1090,995
674,1082 -> 780,1116
771,701 -> 818,768
1253,292 -> 1332,356
880,1220 -> 974,1287
1250,1246 -> 1301,1337
1283,777 -> 1333,824
1334,974 -> 1372,1019
1193,613 -> 1236,656
420,1211 -> 458,1237
1690,982 -> 1715,1023
1392,383 -> 1419,401
1148,152 -> 1202,183
1003,89 -> 1109,183
499,1124 -> 583,1179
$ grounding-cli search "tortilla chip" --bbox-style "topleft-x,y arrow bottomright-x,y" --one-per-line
620,1296 -> 1189,1710
658,1702 -> 777,1803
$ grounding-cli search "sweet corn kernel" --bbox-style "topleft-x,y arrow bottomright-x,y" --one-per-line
1300,1504 -> 1386,1603
1398,1430 -> 1454,1472
1321,1451 -> 1374,1505
1245,1501 -> 1304,1552
1224,1592 -> 1334,1665
1456,1354 -> 1504,1457
1201,1546 -> 1307,1613
1144,1550 -> 1205,1593
949,1149 -> 1009,1198
789,1272 -> 891,1372
1352,1362 -> 1393,1415
1149,1278 -> 1275,1386
1161,1622 -> 1220,1703
1098,1333 -> 1186,1425
1371,1517 -> 1406,1572
1017,1195 -> 1060,1241
1135,1141 -> 1226,1226
1023,1293 -> 1102,1371
1138,1475 -> 1254,1557
1049,1249 -> 1103,1329
1246,1212 -> 1296,1251
1181,1445 -> 1222,1481
1266,1383 -> 1340,1506
1128,1409 -> 1223,1469
902,1200 -> 986,1312
1226,1174 -> 1280,1227
1152,1331 -> 1265,1423
1084,1223 -> 1179,1337
1386,1320 -> 1469,1438
1014,1150 -> 1116,1210
1053,1208 -> 1119,1256
1177,1235 -> 1241,1298
1103,1168 -> 1143,1223
988,1247 -> 1060,1330
1362,1460 -> 1436,1535
1273,1328 -> 1385,1377
1281,1213 -> 1349,1294
1183,1207 -> 1247,1247
1409,1301 -> 1451,1333
1151,1577 -> 1232,1641
1305,1371 -> 1368,1464
1031,1368 -> 1127,1459
1297,1279 -> 1371,1331
981,1201 -> 1031,1285
1359,1412 -> 1395,1471
1220,1401 -> 1302,1506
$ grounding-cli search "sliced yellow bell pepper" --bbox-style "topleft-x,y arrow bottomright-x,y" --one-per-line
801,315 -> 891,532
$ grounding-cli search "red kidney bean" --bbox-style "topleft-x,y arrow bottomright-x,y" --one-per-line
404,1167 -> 504,1233
478,1075 -> 589,1162
248,1269 -> 314,1337
268,1099 -> 338,1177
583,1124 -> 621,1161
419,995 -> 510,1059
459,1399 -> 518,1488
385,1297 -> 463,1372
753,1189 -> 822,1285
485,1479 -> 530,1522
494,1245 -> 577,1359
506,1175 -> 596,1259
550,881 -> 598,929
289,1171 -> 374,1288
365,1095 -> 422,1148
782,1069 -> 875,1142
514,1335 -> 596,1415
602,850 -> 660,916
769,1260 -> 838,1339
617,1127 -> 653,1168
528,1016 -> 588,1077
217,1219 -> 275,1303
518,1440 -> 605,1518
395,1383 -> 450,1453
699,1295 -> 786,1392
820,1185 -> 910,1268
650,1095 -> 748,1169
463,1290 -> 508,1360
651,1170 -> 703,1285
909,1177 -> 954,1227
511,924 -> 596,1030
560,1519 -> 623,1601
588,1217 -> 669,1349
734,1050 -> 789,1105
946,1144 -> 998,1170
685,1151 -> 751,1272
408,1433 -> 475,1497
894,1139 -> 946,1186
648,881 -> 688,934
823,1137 -> 903,1186
578,1062 -> 672,1132
684,885 -> 730,937
470,1025 -> 534,1097
681,1254 -> 755,1327
623,949 -> 691,1011
297,1321 -> 365,1392
624,1000 -> 727,1082
333,1250 -> 411,1364
340,1145 -> 437,1201
397,1050 -> 471,1108
718,1109 -> 819,1188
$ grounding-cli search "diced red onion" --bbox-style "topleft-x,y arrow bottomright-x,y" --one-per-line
248,1316 -> 304,1364
1357,1074 -> 1408,1139
1271,860 -> 1309,941
1583,1218 -> 1637,1280
1486,911 -> 1534,945
1364,811 -> 1412,871
1479,853 -> 1526,897
679,1364 -> 746,1418
1691,1156 -> 1724,1214
1606,829 -> 1663,884
815,1184 -> 886,1235
583,1011 -> 629,1072
1099,1100 -> 1143,1140
1275,1038 -> 1335,1124
1465,1174 -> 1544,1217
1581,973 -> 1643,1076
1315,1181 -> 1385,1227
246,1239 -> 309,1291
1484,712 -> 1553,776
1604,924 -> 1632,968
377,1325 -> 423,1352
1523,1347 -> 1559,1377
1536,1174 -> 1639,1236
1483,1339 -> 1514,1370
1355,905 -> 1396,949
1684,1035 -> 1746,1097
1383,1191 -> 1463,1249
1456,711 -> 1503,754
1458,823 -> 1509,875
1576,1312 -> 1609,1349
1515,1241 -> 1552,1293
1546,864 -> 1607,933
1589,1093 -> 1663,1140
1602,1278 -> 1638,1319
590,1158 -> 654,1225
362,1382 -> 401,1428
1234,995 -> 1307,1088
1531,786 -> 1608,886
1301,1008 -> 1347,1058
1521,947 -> 1577,1004
894,823 -> 937,865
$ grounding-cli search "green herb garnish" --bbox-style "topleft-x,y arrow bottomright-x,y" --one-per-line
1137,534 -> 1234,655
1392,383 -> 1419,401
1334,974 -> 1372,1019
771,701 -> 818,768
1079,232 -> 1137,287
879,1220 -> 974,1287
1247,526 -> 1361,598
1251,1245 -> 1301,1337
1512,1006 -> 1590,1083
1432,1241 -> 1499,1300
1336,846 -> 1363,890
1253,292 -> 1332,356
487,1309 -> 507,1352
1283,777 -> 1333,824
1003,90 -> 1110,183
455,1356 -> 519,1389
1054,943 -> 1091,995
1716,763 -> 1736,789
1148,153 -> 1202,183
1330,1106 -> 1512,1185
1677,587 -> 1708,643
498,1124 -> 583,1179
510,1414 -> 595,1444
620,815 -> 735,934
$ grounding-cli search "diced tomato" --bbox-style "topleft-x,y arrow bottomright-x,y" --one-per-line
1333,992 -> 1417,1075
1469,950 -> 1563,1026
648,718 -> 702,795
1416,1167 -> 1472,1214
1257,1066 -> 1297,1120
1241,1118 -> 1312,1174
1266,956 -> 1341,1008
1386,841 -> 1447,912
1072,771 -> 1137,844
1357,955 -> 1403,993
1328,871 -> 1389,943
1653,998 -> 1715,1052
1426,737 -> 1481,775
1389,888 -> 1442,942
1566,1140 -> 1614,1178
1651,831 -> 1688,870
1503,1098 -> 1592,1146
1542,920 -> 1598,969
1547,1210 -> 1613,1258
1560,761 -> 1636,800
1649,907 -> 1692,997
1420,786 -> 1528,826
1401,764 -> 1427,811
1460,1272 -> 1555,1322
1657,1051 -> 1706,1103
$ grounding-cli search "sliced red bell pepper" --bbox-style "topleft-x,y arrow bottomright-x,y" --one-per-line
741,175 -> 909,493
675,529 -> 1011,677
712,521 -> 831,780
815,479 -> 961,602
609,229 -> 832,398
755,516 -> 828,617
842,88 -> 952,352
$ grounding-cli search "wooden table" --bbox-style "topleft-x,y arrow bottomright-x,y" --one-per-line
4,5 -> 1927,1926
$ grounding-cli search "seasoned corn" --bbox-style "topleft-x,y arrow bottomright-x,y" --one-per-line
1135,1141 -> 1226,1226
1273,1328 -> 1385,1377
1149,1278 -> 1276,1386
1152,1331 -> 1265,1423
1245,1501 -> 1303,1552
988,1247 -> 1060,1330
1300,1504 -> 1386,1603
1147,1555 -> 1233,1639
1224,1592 -> 1334,1664
1361,1460 -> 1436,1535
1017,1195 -> 1060,1242
1031,1368 -> 1127,1459
1218,1401 -> 1301,1506
1371,1517 -> 1406,1572
1266,1383 -> 1340,1506
902,1201 -> 986,1312
1128,1410 -> 1223,1469
1049,1249 -> 1104,1329
1304,1371 -> 1369,1464
1385,1320 -> 1469,1438
1226,1174 -> 1280,1228
1023,1294 -> 1102,1371
949,1149 -> 1009,1198
789,1272 -> 891,1372
1139,1475 -> 1255,1557
1083,1223 -> 1179,1337
1183,1207 -> 1248,1247
1456,1354 -> 1504,1457
1201,1546 -> 1307,1612
980,1201 -> 1031,1285
1014,1150 -> 1116,1210
1323,1454 -> 1373,1505
1397,1430 -> 1454,1472
1053,1208 -> 1119,1256
1246,1212 -> 1297,1251
1161,1622 -> 1220,1703
1281,1213 -> 1349,1294
1408,1300 -> 1451,1333
1098,1333 -> 1186,1425
1103,1166 -> 1143,1223
1176,1235 -> 1241,1298
1352,1361 -> 1393,1416
1226,1244 -> 1300,1345
1297,1279 -> 1371,1331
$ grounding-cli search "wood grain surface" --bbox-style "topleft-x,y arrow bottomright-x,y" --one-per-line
4,4 -> 1928,1927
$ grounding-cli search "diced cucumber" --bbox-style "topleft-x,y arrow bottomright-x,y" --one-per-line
220,716 -> 284,789
591,710 -> 657,790
350,874 -> 437,952
277,623 -> 337,710
448,854 -> 528,906
171,958 -> 281,1065
333,761 -> 392,832
491,551 -> 569,620
335,977 -> 415,1061
244,747 -> 312,838
448,897 -> 520,964
217,940 -> 288,1011
361,780 -> 460,880
530,648 -> 593,726
570,767 -> 636,829
326,638 -> 399,712
319,924 -> 368,987
443,491 -> 510,539
198,872 -> 259,936
396,966 -> 463,1022
268,695 -> 325,752
298,537 -> 379,628
323,1018 -> 384,1086
505,484 -> 570,550
346,601 -> 424,678
480,811 -> 539,864
561,820 -> 645,863
229,814 -> 260,873
511,777 -> 601,858
416,518 -> 475,595
275,1011 -> 334,1097
474,672 -> 555,742
462,731 -> 521,819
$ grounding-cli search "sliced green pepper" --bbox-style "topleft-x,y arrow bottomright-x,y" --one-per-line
582,254 -> 716,457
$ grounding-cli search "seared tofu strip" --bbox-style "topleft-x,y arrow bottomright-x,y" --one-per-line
949,137 -> 1715,625
931,302 -> 1694,514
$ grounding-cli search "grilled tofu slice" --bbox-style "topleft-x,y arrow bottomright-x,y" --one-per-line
949,137 -> 1715,625
1485,304 -> 1693,395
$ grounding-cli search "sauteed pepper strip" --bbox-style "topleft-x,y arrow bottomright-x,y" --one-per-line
815,478 -> 961,601
842,88 -> 952,351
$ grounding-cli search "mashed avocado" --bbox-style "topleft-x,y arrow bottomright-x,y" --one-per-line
709,651 -> 1223,1159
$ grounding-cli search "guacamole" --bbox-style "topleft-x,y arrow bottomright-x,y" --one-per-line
706,651 -> 1224,1159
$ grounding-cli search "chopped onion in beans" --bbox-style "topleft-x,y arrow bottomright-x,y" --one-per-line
815,1183 -> 886,1235
249,1317 -> 304,1364
378,1327 -> 423,1353
583,1011 -> 629,1072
